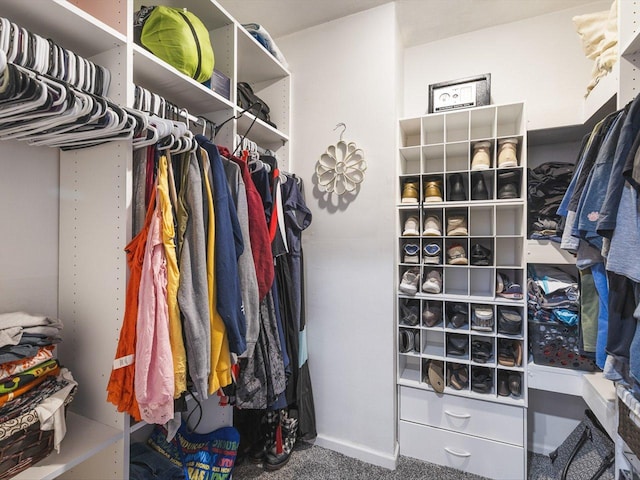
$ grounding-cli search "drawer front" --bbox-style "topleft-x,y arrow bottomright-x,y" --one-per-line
399,420 -> 525,480
399,386 -> 524,446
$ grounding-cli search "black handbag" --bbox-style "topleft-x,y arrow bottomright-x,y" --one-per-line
236,82 -> 277,129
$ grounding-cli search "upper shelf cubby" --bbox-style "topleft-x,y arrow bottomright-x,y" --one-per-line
133,0 -> 234,31
237,27 -> 290,84
1,0 -> 126,58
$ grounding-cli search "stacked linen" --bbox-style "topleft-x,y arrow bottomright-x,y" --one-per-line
0,312 -> 76,478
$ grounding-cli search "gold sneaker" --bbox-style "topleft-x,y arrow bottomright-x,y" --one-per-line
424,181 -> 443,203
402,181 -> 419,203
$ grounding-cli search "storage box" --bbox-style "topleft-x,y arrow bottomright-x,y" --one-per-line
210,69 -> 231,100
528,319 -> 597,371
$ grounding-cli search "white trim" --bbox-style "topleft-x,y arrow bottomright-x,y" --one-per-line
313,435 -> 399,470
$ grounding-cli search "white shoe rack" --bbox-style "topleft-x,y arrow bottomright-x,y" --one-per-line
396,103 -> 528,479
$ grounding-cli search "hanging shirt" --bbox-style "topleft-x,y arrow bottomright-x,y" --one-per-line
135,202 -> 174,425
199,148 -> 232,393
176,151 -> 211,399
157,154 -> 187,398
196,135 -> 247,356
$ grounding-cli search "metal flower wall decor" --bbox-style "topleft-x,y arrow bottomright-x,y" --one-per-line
315,123 -> 366,195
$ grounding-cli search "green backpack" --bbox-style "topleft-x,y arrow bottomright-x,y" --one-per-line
141,6 -> 214,83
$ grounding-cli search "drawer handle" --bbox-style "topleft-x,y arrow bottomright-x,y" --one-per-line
444,447 -> 471,458
444,409 -> 471,419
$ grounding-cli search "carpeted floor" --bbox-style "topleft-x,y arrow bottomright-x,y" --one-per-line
232,444 -> 558,479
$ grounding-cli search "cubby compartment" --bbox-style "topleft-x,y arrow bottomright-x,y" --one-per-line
470,139 -> 495,171
468,206 -> 493,236
495,205 -> 524,236
421,266 -> 444,295
399,175 -> 421,205
422,144 -> 445,173
399,208 -> 421,237
495,268 -> 525,301
445,141 -> 470,172
446,362 -> 470,392
497,338 -> 524,369
445,111 -> 470,143
496,305 -> 524,338
423,329 -> 446,357
470,304 -> 496,334
398,265 -> 421,296
496,135 -> 524,169
496,103 -> 524,137
399,238 -> 421,265
470,268 -> 494,298
422,115 -> 445,145
445,301 -> 470,331
422,238 -> 444,266
400,147 -> 421,175
423,173 -> 445,204
445,171 -> 469,202
471,366 -> 494,396
446,332 -> 469,360
497,369 -> 523,399
399,298 -> 421,327
443,266 -> 469,295
444,238 -> 469,267
399,327 -> 421,354
471,335 -> 495,366
469,237 -> 493,267
400,117 -> 422,147
421,207 -> 444,237
470,107 -> 496,140
495,237 -> 524,267
399,354 -> 422,383
422,300 -> 444,328
470,170 -> 494,201
444,207 -> 469,237
496,167 -> 523,200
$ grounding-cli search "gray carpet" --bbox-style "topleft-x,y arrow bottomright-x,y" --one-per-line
233,445 -> 558,479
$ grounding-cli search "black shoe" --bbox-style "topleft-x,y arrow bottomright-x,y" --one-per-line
471,172 -> 489,200
498,372 -> 510,396
470,243 -> 492,266
509,373 -> 522,396
448,173 -> 467,201
447,303 -> 468,328
497,170 -> 519,199
471,367 -> 493,393
447,334 -> 468,356
497,308 -> 522,335
471,338 -> 493,363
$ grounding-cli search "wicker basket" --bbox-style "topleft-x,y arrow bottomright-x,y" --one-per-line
619,396 -> 640,458
0,386 -> 75,480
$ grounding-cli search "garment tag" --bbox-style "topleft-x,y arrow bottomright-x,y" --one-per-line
113,354 -> 134,370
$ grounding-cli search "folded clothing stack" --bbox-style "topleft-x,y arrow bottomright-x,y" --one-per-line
242,23 -> 288,69
527,265 -> 580,325
528,162 -> 575,241
0,312 -> 76,479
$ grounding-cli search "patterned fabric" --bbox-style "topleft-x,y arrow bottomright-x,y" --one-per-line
0,363 -> 60,407
0,375 -> 70,424
0,359 -> 59,395
0,345 -> 54,381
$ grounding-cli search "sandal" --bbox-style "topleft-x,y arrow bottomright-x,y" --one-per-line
471,338 -> 493,363
449,364 -> 469,390
471,367 -> 493,393
428,360 -> 445,393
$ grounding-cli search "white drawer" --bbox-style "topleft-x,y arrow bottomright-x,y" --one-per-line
399,386 -> 524,446
399,420 -> 525,480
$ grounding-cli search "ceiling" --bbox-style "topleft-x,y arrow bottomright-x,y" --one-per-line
221,0 -> 603,47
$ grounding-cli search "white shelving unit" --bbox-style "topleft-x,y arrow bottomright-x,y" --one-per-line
0,1 -> 291,479
396,103 -> 528,479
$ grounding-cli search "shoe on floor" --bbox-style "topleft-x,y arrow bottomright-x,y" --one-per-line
399,267 -> 420,295
447,243 -> 468,265
403,243 -> 420,264
401,180 -> 419,203
424,180 -> 443,203
447,173 -> 467,201
446,215 -> 468,236
423,214 -> 442,236
497,138 -> 519,168
422,269 -> 442,294
471,305 -> 494,332
402,216 -> 420,236
423,243 -> 442,264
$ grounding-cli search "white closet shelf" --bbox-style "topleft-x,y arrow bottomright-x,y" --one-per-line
12,411 -> 123,480
1,0 -> 126,57
583,64 -> 618,125
133,44 -> 234,115
397,378 -> 526,407
621,30 -> 640,58
236,27 -> 290,84
582,372 -> 617,439
526,239 -> 576,265
237,112 -> 289,150
527,361 -> 585,396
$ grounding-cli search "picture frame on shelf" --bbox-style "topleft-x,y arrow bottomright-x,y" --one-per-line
428,74 -> 491,113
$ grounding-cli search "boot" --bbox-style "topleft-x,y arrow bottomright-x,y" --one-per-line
264,409 -> 299,471
250,410 -> 280,462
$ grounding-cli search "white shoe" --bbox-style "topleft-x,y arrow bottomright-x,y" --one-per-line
403,216 -> 420,236
422,215 -> 442,236
422,270 -> 442,294
399,268 -> 420,295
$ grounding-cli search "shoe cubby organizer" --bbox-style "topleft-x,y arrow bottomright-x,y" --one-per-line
396,102 -> 527,407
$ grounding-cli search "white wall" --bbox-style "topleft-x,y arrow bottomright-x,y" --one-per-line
403,1 -> 611,130
278,2 -> 399,468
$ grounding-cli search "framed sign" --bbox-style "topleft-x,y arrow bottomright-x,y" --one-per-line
428,74 -> 491,113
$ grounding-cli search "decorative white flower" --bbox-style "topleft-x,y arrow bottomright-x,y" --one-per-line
315,141 -> 366,195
